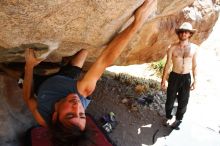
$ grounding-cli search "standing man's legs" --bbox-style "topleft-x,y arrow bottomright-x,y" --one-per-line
166,72 -> 179,120
170,73 -> 191,129
176,74 -> 191,121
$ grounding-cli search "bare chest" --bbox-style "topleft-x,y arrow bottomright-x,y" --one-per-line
172,45 -> 193,58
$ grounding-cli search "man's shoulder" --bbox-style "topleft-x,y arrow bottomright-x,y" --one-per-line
170,42 -> 179,48
189,43 -> 199,53
167,42 -> 178,52
190,42 -> 199,48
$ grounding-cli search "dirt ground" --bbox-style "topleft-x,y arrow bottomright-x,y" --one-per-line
88,75 -> 173,146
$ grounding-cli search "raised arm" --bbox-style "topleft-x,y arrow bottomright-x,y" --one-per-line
161,45 -> 173,90
77,0 -> 155,97
23,48 -> 47,127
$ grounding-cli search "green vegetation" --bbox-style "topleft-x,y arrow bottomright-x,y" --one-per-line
150,59 -> 166,76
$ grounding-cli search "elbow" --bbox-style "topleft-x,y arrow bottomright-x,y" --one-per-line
192,64 -> 197,71
82,86 -> 95,98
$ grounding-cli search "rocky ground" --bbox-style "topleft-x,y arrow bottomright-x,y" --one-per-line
87,70 -> 173,146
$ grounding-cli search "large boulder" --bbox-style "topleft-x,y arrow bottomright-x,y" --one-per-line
0,0 -> 219,65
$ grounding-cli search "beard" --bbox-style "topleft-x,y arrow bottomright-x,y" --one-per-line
178,35 -> 190,41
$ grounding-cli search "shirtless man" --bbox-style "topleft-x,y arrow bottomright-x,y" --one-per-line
161,22 -> 198,130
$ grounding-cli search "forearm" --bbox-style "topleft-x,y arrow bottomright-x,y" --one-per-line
99,22 -> 142,67
192,66 -> 197,83
93,0 -> 154,70
79,19 -> 144,96
192,51 -> 197,83
162,63 -> 171,82
84,22 -> 140,84
99,0 -> 153,66
23,65 -> 34,105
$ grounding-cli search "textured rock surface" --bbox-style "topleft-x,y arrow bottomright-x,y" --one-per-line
0,0 -> 219,65
0,76 -> 36,146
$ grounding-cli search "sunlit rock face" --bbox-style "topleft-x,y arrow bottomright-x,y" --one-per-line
0,0 -> 219,65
